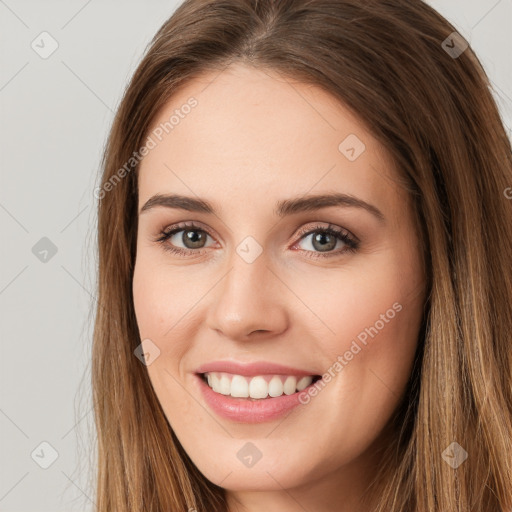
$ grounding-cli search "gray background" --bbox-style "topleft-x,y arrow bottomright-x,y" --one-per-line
0,1 -> 510,511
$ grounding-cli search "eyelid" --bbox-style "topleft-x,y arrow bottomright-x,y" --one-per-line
159,220 -> 215,239
294,222 -> 358,242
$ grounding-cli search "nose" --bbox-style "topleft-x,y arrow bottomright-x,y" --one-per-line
205,250 -> 290,341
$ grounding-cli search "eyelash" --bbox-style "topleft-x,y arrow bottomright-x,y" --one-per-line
154,221 -> 360,260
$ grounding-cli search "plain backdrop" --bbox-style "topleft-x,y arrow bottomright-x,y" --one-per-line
0,0 -> 511,510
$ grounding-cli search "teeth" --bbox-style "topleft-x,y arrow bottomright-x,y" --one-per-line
268,376 -> 284,397
297,376 -> 313,391
218,374 -> 231,395
231,375 -> 249,397
249,376 -> 268,399
204,372 -> 315,399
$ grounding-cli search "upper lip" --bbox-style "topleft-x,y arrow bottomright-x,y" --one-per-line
195,360 -> 319,377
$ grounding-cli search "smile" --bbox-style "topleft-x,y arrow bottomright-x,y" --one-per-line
201,372 -> 322,400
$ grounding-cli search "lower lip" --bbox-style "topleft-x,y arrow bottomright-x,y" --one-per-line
195,374 -> 317,423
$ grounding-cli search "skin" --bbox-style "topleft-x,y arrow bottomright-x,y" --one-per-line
133,63 -> 427,512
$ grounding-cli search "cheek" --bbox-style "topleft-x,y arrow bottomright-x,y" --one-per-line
285,259 -> 423,454
132,255 -> 197,340
132,258 -> 200,416
292,252 -> 424,392
132,255 -> 214,393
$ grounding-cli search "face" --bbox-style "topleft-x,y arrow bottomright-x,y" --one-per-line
133,63 -> 426,506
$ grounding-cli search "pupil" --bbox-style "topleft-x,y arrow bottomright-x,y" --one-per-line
312,232 -> 336,252
184,229 -> 205,248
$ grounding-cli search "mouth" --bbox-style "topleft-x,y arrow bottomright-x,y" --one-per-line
198,371 -> 323,400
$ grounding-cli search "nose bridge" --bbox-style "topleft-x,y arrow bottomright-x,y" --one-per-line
205,243 -> 288,339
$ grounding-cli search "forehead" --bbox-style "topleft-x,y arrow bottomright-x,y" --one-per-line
137,63 -> 404,220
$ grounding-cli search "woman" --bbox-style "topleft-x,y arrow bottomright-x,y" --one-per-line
92,0 -> 512,510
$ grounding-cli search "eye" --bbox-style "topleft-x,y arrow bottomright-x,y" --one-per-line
155,222 -> 215,256
154,221 -> 359,259
292,223 -> 359,259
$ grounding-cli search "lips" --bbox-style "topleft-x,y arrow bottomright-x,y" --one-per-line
194,360 -> 319,377
190,360 -> 321,423
192,360 -> 323,422
194,372 -> 322,422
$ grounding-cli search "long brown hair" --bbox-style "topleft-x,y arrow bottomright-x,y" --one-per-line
91,0 -> 512,510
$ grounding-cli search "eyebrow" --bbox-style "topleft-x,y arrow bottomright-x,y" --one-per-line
139,192 -> 385,222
